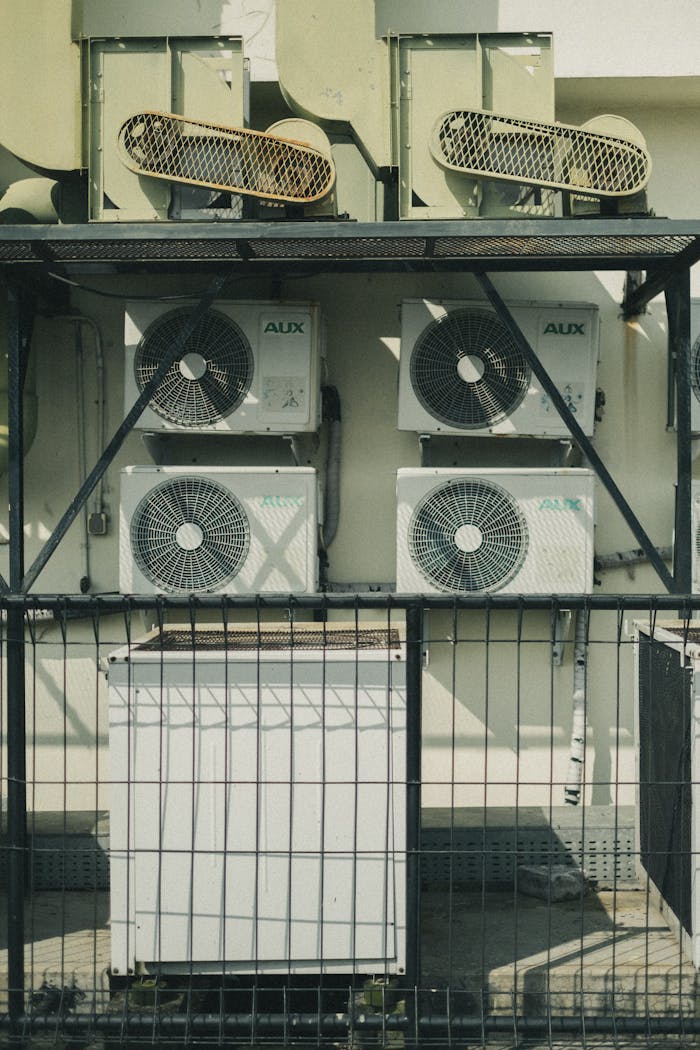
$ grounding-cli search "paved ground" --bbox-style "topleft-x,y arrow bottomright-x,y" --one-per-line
421,888 -> 698,1017
0,887 -> 697,1046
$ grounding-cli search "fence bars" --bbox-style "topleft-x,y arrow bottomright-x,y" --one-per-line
1,592 -> 700,1046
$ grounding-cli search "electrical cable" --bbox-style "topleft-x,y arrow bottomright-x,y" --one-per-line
46,268 -> 325,301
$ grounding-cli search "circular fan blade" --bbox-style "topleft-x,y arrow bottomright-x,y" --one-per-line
409,478 -> 528,593
135,307 -> 253,426
410,308 -> 531,429
131,475 -> 249,593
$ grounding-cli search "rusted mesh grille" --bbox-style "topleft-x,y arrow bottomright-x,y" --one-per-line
431,110 -> 651,198
118,111 -> 335,204
133,625 -> 402,652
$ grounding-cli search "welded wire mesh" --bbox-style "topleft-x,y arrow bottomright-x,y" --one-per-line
118,112 -> 336,204
1,594 -> 699,1048
431,110 -> 651,197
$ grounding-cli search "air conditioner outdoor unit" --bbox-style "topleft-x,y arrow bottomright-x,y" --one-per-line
634,620 -> 700,967
124,300 -> 323,433
398,299 -> 599,437
119,466 -> 318,595
108,622 -> 407,976
396,467 -> 595,594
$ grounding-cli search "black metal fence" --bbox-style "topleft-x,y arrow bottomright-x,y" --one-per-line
1,593 -> 700,1047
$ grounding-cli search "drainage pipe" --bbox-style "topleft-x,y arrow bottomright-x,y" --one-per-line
74,323 -> 90,592
57,315 -> 106,520
564,608 -> 588,805
321,385 -> 341,550
594,545 -> 672,572
8,1011 -> 700,1038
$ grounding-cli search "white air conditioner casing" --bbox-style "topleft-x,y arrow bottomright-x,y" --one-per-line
398,299 -> 599,437
124,300 -> 323,433
120,466 -> 318,595
108,623 -> 406,975
397,467 -> 595,594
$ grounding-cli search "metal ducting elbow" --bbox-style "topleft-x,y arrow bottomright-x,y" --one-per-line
0,177 -> 60,224
275,0 -> 391,174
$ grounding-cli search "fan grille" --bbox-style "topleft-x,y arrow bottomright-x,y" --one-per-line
134,307 -> 253,426
410,307 -> 531,429
131,476 -> 250,593
409,478 -> 529,593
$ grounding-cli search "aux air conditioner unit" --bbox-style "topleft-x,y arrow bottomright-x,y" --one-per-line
124,300 -> 323,433
108,622 -> 406,976
120,466 -> 318,595
398,299 -> 599,437
396,468 -> 595,595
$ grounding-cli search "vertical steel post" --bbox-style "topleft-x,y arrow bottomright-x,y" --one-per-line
668,270 -> 693,592
6,283 -> 26,1033
405,602 -> 423,994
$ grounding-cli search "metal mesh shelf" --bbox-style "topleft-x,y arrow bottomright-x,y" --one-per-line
1,219 -> 699,270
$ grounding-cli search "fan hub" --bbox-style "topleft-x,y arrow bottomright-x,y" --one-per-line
175,522 -> 204,551
179,352 -> 208,382
456,354 -> 486,384
454,523 -> 484,554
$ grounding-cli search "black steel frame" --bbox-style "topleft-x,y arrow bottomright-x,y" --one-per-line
2,216 -> 700,1043
2,218 -> 696,596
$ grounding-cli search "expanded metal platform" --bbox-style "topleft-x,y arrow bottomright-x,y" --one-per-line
1,218 -> 700,273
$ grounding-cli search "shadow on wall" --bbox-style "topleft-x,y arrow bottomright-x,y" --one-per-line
420,607 -> 638,810
374,0 -> 502,35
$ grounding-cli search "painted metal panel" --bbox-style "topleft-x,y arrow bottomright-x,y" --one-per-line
109,642 -> 407,974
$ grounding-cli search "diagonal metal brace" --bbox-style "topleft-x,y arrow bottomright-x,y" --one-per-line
21,272 -> 230,592
475,272 -> 675,593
